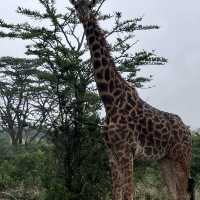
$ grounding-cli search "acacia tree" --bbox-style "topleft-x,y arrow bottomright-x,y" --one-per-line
0,0 -> 167,199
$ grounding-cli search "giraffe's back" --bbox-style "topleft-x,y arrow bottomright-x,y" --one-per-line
129,100 -> 192,162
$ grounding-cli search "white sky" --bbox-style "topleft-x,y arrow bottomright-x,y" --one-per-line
0,0 -> 199,129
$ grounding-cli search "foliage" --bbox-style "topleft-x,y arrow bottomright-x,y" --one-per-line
0,133 -> 199,200
0,133 -> 109,200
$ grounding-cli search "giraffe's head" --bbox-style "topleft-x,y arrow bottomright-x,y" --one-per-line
70,0 -> 96,22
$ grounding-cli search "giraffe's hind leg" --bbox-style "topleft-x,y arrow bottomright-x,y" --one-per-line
173,161 -> 190,200
160,159 -> 190,200
160,159 -> 177,200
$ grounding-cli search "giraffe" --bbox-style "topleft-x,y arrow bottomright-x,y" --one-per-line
69,0 -> 194,199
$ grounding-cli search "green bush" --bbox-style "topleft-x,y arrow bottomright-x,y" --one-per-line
0,133 -> 199,200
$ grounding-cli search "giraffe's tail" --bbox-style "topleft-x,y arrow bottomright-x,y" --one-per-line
188,177 -> 195,200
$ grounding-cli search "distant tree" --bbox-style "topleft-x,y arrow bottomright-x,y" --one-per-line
0,57 -> 39,145
0,57 -> 55,145
0,0 -> 167,199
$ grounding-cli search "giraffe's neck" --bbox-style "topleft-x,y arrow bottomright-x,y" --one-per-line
83,16 -> 133,111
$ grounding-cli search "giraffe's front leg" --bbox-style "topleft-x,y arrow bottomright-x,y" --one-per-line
108,147 -> 134,200
108,149 -> 123,200
121,152 -> 134,200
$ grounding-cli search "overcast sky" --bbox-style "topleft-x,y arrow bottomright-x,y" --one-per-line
0,0 -> 199,129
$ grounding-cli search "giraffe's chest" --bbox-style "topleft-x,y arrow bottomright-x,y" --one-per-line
103,121 -> 167,161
